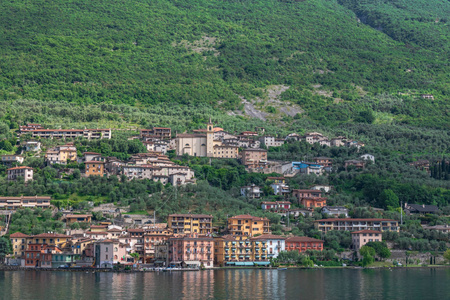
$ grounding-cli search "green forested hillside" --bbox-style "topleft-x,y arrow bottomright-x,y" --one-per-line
0,0 -> 449,130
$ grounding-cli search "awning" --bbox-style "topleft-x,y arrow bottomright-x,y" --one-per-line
185,261 -> 201,266
244,262 -> 254,266
235,262 -> 245,266
154,261 -> 165,264
225,255 -> 230,258
254,262 -> 270,266
226,262 -> 235,265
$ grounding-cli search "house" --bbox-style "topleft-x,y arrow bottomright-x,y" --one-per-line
313,157 -> 333,168
168,214 -> 213,235
227,215 -> 270,238
292,162 -> 324,175
266,177 -> 286,184
261,201 -> 291,211
292,189 -> 322,201
19,123 -> 43,133
24,140 -> 41,152
314,218 -> 399,233
213,144 -> 239,159
7,166 -> 33,182
300,197 -> 327,208
10,232 -> 32,258
140,127 -> 171,139
251,234 -> 286,259
259,136 -> 285,148
85,161 -> 105,176
351,230 -> 382,250
240,148 -> 268,169
304,132 -> 327,145
311,185 -> 332,193
360,154 -> 375,163
65,214 -> 92,225
270,183 -> 290,196
240,184 -> 262,199
154,242 -> 170,266
240,131 -> 258,136
409,160 -> 430,172
25,244 -> 61,268
421,94 -> 434,100
404,203 -> 439,215
344,160 -> 365,170
285,236 -> 324,253
285,133 -> 301,141
143,227 -> 172,263
45,143 -> 77,165
51,252 -> 80,268
320,206 -> 348,217
421,224 -> 450,233
330,137 -> 345,147
94,240 -> 115,268
168,234 -> 214,268
1,155 -> 24,166
0,195 -> 51,210
79,152 -> 102,163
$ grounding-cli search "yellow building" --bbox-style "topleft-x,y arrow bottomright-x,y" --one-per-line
227,215 -> 271,238
45,143 -> 77,165
213,235 -> 269,267
10,232 -> 31,258
168,214 -> 213,234
85,161 -> 105,176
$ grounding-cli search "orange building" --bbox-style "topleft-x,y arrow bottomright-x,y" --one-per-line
300,197 -> 327,208
85,161 -> 105,176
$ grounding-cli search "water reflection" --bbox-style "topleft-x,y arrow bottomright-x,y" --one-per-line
1,268 -> 449,300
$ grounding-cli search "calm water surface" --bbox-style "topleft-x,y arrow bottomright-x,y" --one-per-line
0,268 -> 449,300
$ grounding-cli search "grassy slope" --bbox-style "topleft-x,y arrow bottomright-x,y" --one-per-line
0,0 -> 448,120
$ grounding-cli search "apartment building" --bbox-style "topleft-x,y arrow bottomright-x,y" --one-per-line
0,195 -> 51,210
1,155 -> 24,166
140,127 -> 171,139
351,230 -> 382,250
168,214 -> 213,235
168,234 -> 214,268
259,136 -> 285,148
285,236 -> 324,253
314,218 -> 399,233
240,148 -> 268,169
227,215 -> 270,238
27,128 -> 111,139
213,235 -> 270,267
45,143 -> 77,165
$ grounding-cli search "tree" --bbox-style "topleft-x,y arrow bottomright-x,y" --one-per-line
130,252 -> 140,263
380,189 -> 399,209
360,245 -> 376,267
365,241 -> 391,260
444,249 -> 450,263
0,237 -> 12,259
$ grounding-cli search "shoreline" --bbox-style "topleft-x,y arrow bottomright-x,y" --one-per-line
1,264 -> 448,273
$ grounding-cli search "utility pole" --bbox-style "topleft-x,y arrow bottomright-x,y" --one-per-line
400,200 -> 403,225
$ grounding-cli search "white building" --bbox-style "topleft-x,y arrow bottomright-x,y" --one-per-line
259,136 -> 285,148
360,154 -> 375,163
7,166 -> 33,182
240,184 -> 261,199
311,185 -> 332,193
251,234 -> 286,259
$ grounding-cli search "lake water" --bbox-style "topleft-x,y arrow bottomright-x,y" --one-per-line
0,268 -> 449,299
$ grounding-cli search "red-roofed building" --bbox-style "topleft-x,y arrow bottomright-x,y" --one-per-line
10,232 -> 31,258
7,166 -> 33,182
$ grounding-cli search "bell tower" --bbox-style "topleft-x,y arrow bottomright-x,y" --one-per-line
206,117 -> 214,157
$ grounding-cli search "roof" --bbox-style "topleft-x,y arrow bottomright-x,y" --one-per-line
407,204 -> 439,213
33,233 -> 72,238
84,152 -> 101,155
176,133 -> 206,138
292,189 -> 321,193
228,214 -> 269,221
127,229 -> 145,233
169,214 -> 212,218
242,148 -> 267,152
7,166 -> 33,171
65,214 -> 92,218
85,161 -> 105,164
107,228 -> 122,232
9,232 -> 31,238
285,236 -> 324,243
314,218 -> 397,222
351,230 -> 382,234
85,231 -> 108,235
251,234 -> 286,240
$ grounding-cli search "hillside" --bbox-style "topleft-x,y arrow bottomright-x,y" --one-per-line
0,0 -> 449,129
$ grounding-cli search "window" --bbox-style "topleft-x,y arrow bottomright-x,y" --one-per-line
106,255 -> 108,260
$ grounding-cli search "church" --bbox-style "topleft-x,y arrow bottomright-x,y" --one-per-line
175,119 -> 239,158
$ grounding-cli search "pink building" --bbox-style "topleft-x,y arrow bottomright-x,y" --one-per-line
351,230 -> 382,250
168,234 -> 214,268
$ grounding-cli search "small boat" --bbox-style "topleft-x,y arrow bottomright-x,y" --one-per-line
277,267 -> 287,270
